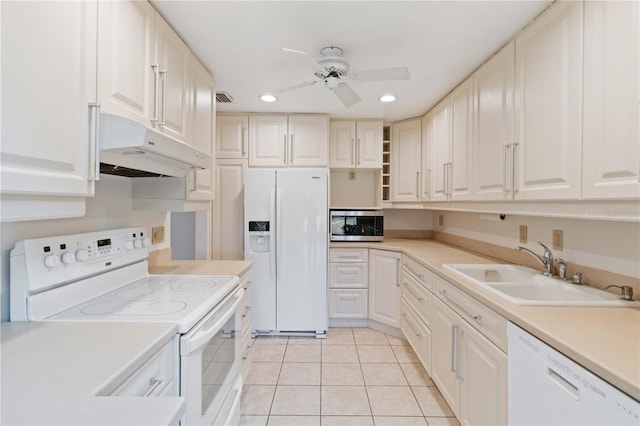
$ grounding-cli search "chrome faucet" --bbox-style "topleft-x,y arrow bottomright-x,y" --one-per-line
515,242 -> 554,276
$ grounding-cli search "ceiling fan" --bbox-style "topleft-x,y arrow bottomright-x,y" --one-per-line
270,46 -> 410,107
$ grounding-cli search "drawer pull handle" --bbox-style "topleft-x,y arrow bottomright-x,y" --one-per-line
338,254 -> 360,259
339,296 -> 358,301
403,263 -> 425,280
144,378 -> 163,397
402,313 -> 421,337
450,324 -> 457,373
339,270 -> 358,275
403,282 -> 424,302
244,280 -> 253,290
242,306 -> 252,318
439,289 -> 482,322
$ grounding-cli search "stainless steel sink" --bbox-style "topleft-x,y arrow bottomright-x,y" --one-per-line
442,264 -> 638,307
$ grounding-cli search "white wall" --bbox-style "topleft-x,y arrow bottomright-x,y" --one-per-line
433,210 -> 640,278
384,209 -> 433,230
1,175 -> 171,321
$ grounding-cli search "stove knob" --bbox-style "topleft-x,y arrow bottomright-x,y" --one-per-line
75,249 -> 90,261
61,252 -> 76,264
125,241 -> 134,250
134,239 -> 143,249
142,238 -> 151,247
44,255 -> 60,268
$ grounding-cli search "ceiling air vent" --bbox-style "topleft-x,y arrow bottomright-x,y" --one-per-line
216,91 -> 234,103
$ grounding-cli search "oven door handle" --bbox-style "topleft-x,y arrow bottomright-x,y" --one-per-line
180,288 -> 244,355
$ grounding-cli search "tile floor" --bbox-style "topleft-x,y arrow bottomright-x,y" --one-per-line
240,328 -> 459,426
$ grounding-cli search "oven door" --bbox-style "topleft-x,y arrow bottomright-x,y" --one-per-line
180,287 -> 244,426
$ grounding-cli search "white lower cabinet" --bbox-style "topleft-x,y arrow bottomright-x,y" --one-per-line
432,294 -> 507,426
328,248 -> 369,320
368,249 -> 401,327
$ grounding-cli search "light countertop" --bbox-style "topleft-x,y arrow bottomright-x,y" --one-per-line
332,238 -> 640,401
1,321 -> 184,425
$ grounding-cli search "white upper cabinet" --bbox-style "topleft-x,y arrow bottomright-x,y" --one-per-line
429,99 -> 452,201
330,121 -> 383,169
249,115 -> 328,167
187,55 -> 215,200
449,78 -> 474,201
391,118 -> 422,202
1,1 -> 98,220
582,0 -> 640,200
154,14 -> 191,143
472,41 -> 515,201
514,0 -> 583,200
216,115 -> 249,159
97,0 -> 156,125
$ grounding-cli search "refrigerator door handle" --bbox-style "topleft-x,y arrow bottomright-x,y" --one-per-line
269,188 -> 276,280
276,188 -> 283,280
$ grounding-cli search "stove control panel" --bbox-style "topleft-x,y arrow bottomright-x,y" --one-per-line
10,227 -> 151,295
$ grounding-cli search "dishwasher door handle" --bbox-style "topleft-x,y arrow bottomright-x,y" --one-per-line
547,368 -> 579,400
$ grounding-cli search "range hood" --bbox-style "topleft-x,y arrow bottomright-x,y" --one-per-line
99,113 -> 211,178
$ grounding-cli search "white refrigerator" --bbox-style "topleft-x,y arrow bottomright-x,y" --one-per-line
244,169 -> 328,335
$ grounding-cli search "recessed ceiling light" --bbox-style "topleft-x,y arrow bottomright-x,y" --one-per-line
379,94 -> 396,103
260,94 -> 278,102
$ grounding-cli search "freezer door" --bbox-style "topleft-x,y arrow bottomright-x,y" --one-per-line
276,169 -> 328,332
244,169 -> 277,331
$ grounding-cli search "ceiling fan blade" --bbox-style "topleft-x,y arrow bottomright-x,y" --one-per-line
333,82 -> 361,107
283,48 -> 327,76
273,81 -> 318,94
351,66 -> 410,82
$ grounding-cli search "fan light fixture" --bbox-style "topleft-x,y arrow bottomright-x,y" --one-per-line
260,94 -> 278,102
379,94 -> 396,103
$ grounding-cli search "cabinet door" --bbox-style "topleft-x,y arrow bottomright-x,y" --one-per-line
155,15 -> 190,143
430,100 -> 452,201
187,56 -> 215,201
368,249 -> 401,327
582,0 -> 640,199
450,78 -> 473,201
514,1 -> 583,200
97,0 -> 156,125
329,289 -> 368,319
431,298 -> 461,416
356,121 -> 383,168
458,320 -> 507,426
213,159 -> 247,260
248,115 -> 287,167
329,121 -> 356,168
391,119 -> 422,202
473,41 -> 515,201
1,1 -> 97,205
216,115 -> 249,159
289,115 -> 329,167
421,112 -> 434,201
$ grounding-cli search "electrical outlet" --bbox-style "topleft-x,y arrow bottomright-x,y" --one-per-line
152,226 -> 165,244
553,229 -> 563,251
519,225 -> 528,244
349,171 -> 356,180
438,215 -> 444,227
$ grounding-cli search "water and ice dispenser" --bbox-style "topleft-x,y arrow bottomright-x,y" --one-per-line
248,221 -> 270,253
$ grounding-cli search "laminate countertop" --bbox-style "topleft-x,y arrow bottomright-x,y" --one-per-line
332,238 -> 640,401
1,321 -> 184,425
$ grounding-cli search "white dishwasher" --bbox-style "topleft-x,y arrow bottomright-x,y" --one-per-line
507,322 -> 639,425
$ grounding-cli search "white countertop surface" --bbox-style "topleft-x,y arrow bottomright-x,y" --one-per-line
1,321 -> 185,425
332,238 -> 640,401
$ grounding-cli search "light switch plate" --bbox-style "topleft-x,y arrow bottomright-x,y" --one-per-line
519,225 -> 528,244
349,171 -> 356,180
152,226 -> 165,244
553,229 -> 563,250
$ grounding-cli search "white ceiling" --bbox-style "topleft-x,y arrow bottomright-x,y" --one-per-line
152,1 -> 552,122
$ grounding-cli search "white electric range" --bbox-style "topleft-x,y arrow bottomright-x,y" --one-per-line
10,227 -> 244,426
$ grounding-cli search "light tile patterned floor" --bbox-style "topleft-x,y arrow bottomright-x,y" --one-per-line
240,328 -> 459,426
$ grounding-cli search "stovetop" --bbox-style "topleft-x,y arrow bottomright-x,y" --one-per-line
48,274 -> 239,333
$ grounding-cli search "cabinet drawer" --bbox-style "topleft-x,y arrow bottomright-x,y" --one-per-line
329,263 -> 368,288
435,277 -> 507,351
111,337 -> 177,397
329,248 -> 368,263
401,270 -> 432,328
328,289 -> 368,318
401,299 -> 432,374
402,255 -> 434,291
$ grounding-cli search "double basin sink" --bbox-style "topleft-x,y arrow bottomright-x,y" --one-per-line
443,264 -> 638,307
